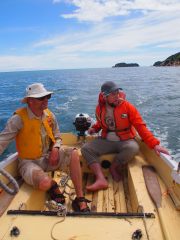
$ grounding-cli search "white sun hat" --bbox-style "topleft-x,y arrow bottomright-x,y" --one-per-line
21,83 -> 53,103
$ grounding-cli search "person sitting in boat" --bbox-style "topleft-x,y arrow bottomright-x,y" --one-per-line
0,83 -> 90,212
81,81 -> 169,192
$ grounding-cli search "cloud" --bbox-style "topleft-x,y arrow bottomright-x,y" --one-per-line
0,2 -> 179,71
54,0 -> 180,22
33,10 -> 180,54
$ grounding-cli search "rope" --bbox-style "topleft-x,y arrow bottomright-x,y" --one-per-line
45,200 -> 67,240
137,205 -> 150,240
48,173 -> 74,239
161,181 -> 176,198
58,174 -> 75,201
50,216 -> 66,240
0,168 -> 19,195
59,175 -> 70,187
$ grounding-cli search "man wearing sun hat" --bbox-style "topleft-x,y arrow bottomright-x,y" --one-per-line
21,82 -> 53,103
0,83 -> 90,212
81,81 -> 169,192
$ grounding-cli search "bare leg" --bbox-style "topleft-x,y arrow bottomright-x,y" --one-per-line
109,161 -> 122,182
69,149 -> 87,210
110,140 -> 139,182
32,170 -> 64,199
86,163 -> 108,192
32,169 -> 52,190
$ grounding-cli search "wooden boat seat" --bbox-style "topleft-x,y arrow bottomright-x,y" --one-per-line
4,182 -> 46,212
127,153 -> 180,240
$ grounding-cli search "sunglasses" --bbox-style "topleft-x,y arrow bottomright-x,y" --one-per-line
35,94 -> 51,101
105,88 -> 123,97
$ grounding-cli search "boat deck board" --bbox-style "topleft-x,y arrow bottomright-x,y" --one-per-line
55,171 -> 129,213
0,164 -> 165,240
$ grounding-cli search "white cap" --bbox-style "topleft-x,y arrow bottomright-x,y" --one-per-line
21,83 -> 53,103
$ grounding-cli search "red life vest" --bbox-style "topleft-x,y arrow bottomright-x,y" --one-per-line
92,92 -> 160,148
95,101 -> 136,140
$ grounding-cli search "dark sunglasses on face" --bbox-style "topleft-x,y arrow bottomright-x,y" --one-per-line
35,94 -> 51,101
106,88 -> 123,97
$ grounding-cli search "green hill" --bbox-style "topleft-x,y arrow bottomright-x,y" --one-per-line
112,62 -> 139,67
153,52 -> 180,66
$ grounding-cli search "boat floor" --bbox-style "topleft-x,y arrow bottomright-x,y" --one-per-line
52,170 -> 129,213
0,151 -> 180,240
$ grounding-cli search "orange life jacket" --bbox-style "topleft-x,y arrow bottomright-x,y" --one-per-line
92,92 -> 160,148
95,101 -> 136,140
15,107 -> 55,159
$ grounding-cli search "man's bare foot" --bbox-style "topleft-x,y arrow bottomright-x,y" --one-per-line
110,164 -> 122,182
86,179 -> 108,192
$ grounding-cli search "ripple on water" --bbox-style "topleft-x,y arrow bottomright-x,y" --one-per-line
0,67 -> 180,161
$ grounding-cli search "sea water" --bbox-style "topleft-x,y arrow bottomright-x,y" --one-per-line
0,67 -> 179,161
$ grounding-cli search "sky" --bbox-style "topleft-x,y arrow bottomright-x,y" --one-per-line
0,0 -> 180,72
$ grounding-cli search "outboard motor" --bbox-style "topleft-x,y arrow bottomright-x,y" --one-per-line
73,113 -> 92,136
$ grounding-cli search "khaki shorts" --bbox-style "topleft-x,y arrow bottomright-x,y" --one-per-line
18,146 -> 75,187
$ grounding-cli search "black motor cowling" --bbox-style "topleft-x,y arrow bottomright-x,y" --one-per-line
73,113 -> 92,136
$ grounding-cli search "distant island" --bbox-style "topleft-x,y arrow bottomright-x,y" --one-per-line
153,52 -> 180,66
112,62 -> 139,67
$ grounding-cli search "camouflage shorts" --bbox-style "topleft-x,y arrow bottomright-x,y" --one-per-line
18,146 -> 76,186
